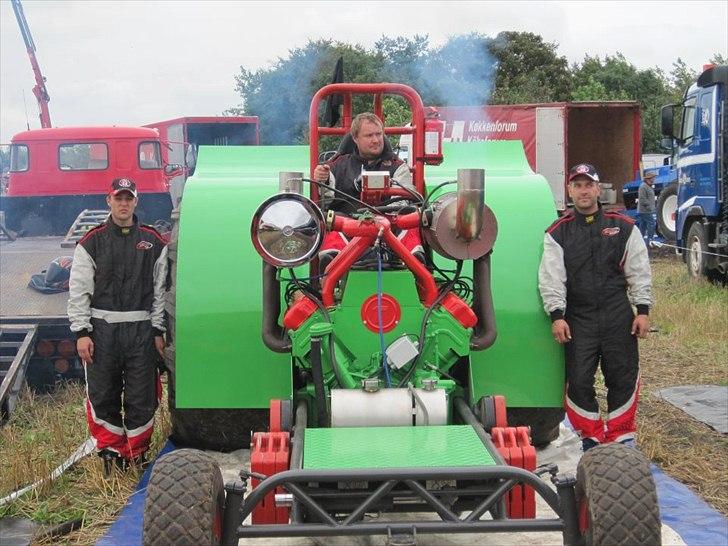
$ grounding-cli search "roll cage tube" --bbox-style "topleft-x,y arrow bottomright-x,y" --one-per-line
308,83 -> 427,202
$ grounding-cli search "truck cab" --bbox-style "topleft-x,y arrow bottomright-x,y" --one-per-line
1,126 -> 174,236
662,65 -> 727,281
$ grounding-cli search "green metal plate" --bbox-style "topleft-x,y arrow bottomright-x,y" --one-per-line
303,425 -> 496,469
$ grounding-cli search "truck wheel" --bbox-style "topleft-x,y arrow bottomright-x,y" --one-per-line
506,407 -> 564,447
166,210 -> 268,451
143,449 -> 224,546
656,182 -> 677,241
686,222 -> 708,279
575,443 -> 661,546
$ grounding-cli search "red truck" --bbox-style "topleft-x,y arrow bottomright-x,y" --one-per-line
421,102 -> 642,210
1,126 -> 177,236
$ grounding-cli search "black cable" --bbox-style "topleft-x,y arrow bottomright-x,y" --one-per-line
303,177 -> 381,215
390,179 -> 425,205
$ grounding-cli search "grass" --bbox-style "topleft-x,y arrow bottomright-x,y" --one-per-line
635,253 -> 728,515
0,381 -> 170,545
0,253 -> 725,543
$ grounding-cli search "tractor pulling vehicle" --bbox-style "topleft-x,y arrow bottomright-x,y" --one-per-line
142,84 -> 661,546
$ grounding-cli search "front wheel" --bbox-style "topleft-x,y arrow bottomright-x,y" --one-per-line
506,407 -> 564,447
143,449 -> 225,546
656,182 -> 677,241
686,222 -> 708,279
575,443 -> 661,546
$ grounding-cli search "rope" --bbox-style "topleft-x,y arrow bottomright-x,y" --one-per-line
650,240 -> 727,258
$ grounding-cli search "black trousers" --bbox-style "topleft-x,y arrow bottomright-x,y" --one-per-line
85,318 -> 158,457
564,301 -> 640,442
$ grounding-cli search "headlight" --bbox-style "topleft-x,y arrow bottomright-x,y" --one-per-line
251,194 -> 325,267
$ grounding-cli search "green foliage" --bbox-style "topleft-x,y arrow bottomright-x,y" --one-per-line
489,31 -> 572,104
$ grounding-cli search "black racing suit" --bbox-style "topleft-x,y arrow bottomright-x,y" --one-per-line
68,216 -> 167,459
538,207 -> 652,443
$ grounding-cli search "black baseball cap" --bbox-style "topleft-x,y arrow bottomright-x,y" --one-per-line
109,178 -> 138,197
568,163 -> 600,183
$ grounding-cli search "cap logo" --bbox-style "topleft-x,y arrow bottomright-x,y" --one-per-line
118,179 -> 132,188
136,241 -> 153,250
576,165 -> 589,174
601,227 -> 620,237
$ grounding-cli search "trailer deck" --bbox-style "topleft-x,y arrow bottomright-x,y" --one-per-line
0,237 -> 70,319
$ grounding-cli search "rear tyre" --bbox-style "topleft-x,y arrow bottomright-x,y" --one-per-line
575,443 -> 661,546
506,407 -> 564,447
143,449 -> 224,546
656,182 -> 677,241
686,222 -> 708,279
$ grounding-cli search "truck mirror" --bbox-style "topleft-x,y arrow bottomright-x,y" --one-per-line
164,163 -> 183,176
661,105 -> 674,137
660,137 -> 674,152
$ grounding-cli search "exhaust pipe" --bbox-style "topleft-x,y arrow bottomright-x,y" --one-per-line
456,169 -> 485,241
262,262 -> 291,353
470,254 -> 497,351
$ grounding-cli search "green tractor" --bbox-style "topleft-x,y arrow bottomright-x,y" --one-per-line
143,84 -> 660,546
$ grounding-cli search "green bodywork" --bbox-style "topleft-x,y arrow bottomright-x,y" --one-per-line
175,141 -> 562,410
303,426 -> 495,469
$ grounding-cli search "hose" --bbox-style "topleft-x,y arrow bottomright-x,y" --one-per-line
376,241 -> 392,387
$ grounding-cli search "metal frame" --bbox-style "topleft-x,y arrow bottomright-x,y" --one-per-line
221,400 -> 582,545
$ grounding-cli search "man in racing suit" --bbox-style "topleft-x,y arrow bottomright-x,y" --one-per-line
68,178 -> 167,471
538,164 -> 652,451
313,112 -> 422,265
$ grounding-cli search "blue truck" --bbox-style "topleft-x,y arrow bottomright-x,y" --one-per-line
661,64 -> 727,282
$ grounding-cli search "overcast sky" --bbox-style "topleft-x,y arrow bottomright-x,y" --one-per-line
1,0 -> 726,142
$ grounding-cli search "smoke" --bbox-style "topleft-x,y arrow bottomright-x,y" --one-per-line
387,33 -> 498,107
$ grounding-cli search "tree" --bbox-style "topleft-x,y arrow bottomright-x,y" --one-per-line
488,32 -> 572,104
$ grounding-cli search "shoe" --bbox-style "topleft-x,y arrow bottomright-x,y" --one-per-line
581,438 -> 600,452
619,438 -> 637,449
99,449 -> 122,477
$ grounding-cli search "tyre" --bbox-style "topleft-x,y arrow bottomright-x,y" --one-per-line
575,443 -> 661,546
166,209 -> 268,451
656,182 -> 677,241
506,407 -> 564,447
143,449 -> 224,546
686,222 -> 708,280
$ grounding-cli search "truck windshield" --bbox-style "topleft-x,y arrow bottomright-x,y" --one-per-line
59,143 -> 108,170
10,144 -> 29,172
139,141 -> 162,169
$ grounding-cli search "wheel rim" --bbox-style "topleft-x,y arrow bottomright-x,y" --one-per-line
661,195 -> 677,232
689,236 -> 703,276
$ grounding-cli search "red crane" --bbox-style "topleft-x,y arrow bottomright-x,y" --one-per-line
11,0 -> 51,128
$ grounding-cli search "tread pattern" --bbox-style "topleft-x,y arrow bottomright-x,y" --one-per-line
576,443 -> 661,546
143,449 -> 223,546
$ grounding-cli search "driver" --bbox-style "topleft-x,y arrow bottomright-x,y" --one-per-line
313,113 -> 423,265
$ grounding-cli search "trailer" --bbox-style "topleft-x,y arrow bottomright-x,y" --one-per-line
0,236 -> 81,423
423,102 -> 642,211
143,83 -> 660,546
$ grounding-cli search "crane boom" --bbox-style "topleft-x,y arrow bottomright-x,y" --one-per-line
11,0 -> 51,128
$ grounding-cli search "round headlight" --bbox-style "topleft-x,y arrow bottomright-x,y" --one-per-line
251,194 -> 325,267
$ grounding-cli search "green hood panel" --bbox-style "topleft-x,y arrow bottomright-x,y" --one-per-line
175,141 -> 562,409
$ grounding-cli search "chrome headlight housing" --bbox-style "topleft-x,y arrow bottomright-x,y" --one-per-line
251,194 -> 325,267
